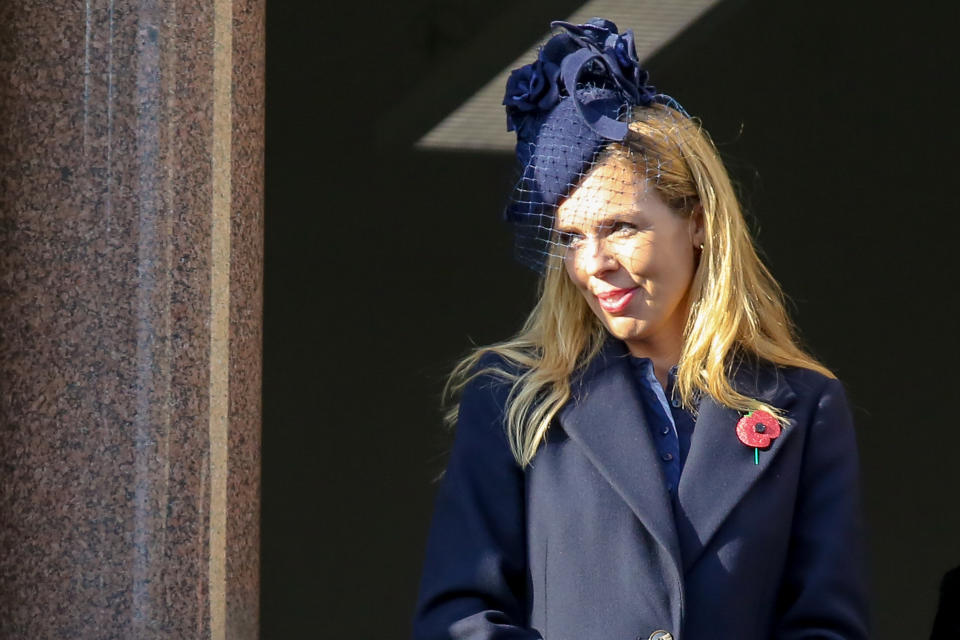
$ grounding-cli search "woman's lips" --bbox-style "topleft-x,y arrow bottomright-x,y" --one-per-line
595,287 -> 638,313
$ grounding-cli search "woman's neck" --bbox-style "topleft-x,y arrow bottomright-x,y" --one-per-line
622,298 -> 689,388
624,337 -> 681,389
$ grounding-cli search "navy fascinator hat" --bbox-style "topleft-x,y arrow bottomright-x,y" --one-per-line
501,18 -> 678,272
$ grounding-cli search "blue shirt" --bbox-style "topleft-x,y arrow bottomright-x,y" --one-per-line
628,357 -> 696,496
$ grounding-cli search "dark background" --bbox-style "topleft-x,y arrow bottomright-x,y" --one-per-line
262,1 -> 960,638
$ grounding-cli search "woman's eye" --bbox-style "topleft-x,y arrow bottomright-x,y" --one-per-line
610,221 -> 636,235
557,231 -> 584,247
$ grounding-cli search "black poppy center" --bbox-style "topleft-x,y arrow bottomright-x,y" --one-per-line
754,423 -> 766,433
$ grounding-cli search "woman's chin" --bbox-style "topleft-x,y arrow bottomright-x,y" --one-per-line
602,315 -> 648,341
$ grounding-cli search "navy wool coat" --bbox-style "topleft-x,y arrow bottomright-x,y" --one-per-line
411,339 -> 870,640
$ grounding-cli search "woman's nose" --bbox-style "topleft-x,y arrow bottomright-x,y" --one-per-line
579,238 -> 617,276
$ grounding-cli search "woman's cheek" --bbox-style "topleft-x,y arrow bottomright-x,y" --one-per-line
565,258 -> 589,289
621,240 -> 655,274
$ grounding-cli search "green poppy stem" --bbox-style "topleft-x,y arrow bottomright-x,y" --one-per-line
755,448 -> 759,465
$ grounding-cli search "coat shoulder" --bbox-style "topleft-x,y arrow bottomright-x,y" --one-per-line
459,350 -> 534,408
777,364 -> 838,396
452,351 -> 528,461
735,355 -> 842,405
757,363 -> 854,435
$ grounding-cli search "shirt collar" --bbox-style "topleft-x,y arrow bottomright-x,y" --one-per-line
627,355 -> 680,378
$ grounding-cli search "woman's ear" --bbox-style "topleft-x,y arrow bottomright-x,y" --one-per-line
689,201 -> 706,248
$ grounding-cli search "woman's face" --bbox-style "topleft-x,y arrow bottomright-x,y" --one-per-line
556,159 -> 704,358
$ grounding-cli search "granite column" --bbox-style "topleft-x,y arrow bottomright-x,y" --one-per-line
0,0 -> 264,637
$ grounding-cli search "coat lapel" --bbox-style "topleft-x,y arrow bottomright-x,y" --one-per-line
675,357 -> 799,572
556,338 -> 684,577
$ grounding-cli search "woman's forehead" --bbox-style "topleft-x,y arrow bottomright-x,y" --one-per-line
557,160 -> 650,224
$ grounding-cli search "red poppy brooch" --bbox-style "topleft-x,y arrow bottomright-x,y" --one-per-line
736,410 -> 781,464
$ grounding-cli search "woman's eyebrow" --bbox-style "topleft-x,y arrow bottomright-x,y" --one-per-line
557,211 -> 640,233
554,221 -> 582,233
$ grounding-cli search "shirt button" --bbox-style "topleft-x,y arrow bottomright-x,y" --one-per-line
661,452 -> 674,462
671,398 -> 681,408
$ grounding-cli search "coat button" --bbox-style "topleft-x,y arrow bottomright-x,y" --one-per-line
647,631 -> 674,640
660,452 -> 674,462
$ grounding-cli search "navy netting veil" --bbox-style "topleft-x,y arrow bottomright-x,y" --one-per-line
501,18 -> 688,272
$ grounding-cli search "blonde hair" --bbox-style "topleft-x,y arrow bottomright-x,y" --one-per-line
445,104 -> 833,467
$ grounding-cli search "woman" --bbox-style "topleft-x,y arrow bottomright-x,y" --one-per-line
411,18 -> 869,640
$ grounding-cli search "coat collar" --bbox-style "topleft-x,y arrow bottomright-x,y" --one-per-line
557,338 -> 682,571
675,351 -> 798,572
556,337 -> 799,577
556,337 -> 685,630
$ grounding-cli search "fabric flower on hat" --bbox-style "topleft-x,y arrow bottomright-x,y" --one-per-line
502,18 -> 656,141
504,58 -> 560,134
549,18 -> 654,106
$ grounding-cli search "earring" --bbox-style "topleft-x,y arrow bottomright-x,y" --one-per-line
699,243 -> 704,250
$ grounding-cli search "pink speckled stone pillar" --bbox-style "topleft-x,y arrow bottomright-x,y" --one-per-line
0,1 -> 263,638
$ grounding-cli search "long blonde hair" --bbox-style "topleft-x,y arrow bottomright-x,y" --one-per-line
445,104 -> 832,467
